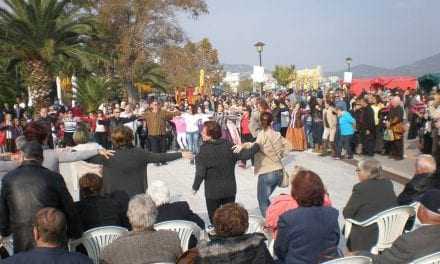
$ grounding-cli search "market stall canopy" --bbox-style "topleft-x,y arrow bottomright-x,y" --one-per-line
349,76 -> 417,95
418,73 -> 440,93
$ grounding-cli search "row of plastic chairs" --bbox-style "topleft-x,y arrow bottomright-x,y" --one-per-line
322,252 -> 440,264
67,216 -> 267,264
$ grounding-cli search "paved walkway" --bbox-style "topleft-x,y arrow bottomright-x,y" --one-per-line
148,151 -> 403,226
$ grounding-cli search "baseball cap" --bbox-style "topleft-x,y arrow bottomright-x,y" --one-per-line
418,189 -> 440,214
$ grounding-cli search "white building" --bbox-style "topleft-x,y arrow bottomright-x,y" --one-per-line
223,72 -> 241,92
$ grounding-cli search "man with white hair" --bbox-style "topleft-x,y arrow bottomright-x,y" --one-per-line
148,181 -> 205,229
100,194 -> 182,264
387,95 -> 405,160
398,154 -> 440,205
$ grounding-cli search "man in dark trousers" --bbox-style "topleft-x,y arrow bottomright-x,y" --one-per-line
358,97 -> 376,156
0,141 -> 82,253
144,100 -> 180,166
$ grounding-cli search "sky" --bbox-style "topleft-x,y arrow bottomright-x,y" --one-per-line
178,0 -> 440,71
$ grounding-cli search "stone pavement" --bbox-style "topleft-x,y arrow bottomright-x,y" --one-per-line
148,151 -> 403,226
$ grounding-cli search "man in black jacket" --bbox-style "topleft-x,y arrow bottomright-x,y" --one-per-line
0,141 -> 82,253
398,154 -> 440,205
358,98 -> 376,156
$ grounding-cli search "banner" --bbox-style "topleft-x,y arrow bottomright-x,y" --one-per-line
252,66 -> 265,83
344,72 -> 353,84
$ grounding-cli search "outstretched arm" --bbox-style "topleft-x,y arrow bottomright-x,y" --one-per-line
234,143 -> 260,161
144,151 -> 182,164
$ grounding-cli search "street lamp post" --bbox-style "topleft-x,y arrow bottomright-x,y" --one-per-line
345,57 -> 352,72
254,41 -> 265,95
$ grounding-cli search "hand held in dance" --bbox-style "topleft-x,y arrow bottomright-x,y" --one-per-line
181,151 -> 193,160
98,149 -> 115,159
232,144 -> 243,153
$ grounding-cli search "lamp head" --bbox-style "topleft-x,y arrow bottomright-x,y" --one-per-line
254,41 -> 265,53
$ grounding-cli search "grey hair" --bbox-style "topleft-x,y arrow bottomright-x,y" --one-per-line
358,159 -> 384,180
416,154 -> 436,173
15,136 -> 27,151
127,194 -> 157,231
148,180 -> 171,206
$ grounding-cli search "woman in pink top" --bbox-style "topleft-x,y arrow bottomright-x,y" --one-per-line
265,167 -> 332,238
171,116 -> 187,150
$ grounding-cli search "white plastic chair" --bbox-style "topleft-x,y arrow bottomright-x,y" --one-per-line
69,226 -> 128,264
1,235 -> 13,256
344,205 -> 416,254
410,252 -> 440,264
246,215 -> 266,234
154,220 -> 201,251
322,256 -> 372,264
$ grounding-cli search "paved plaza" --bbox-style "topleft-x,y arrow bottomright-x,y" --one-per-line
148,151 -> 404,226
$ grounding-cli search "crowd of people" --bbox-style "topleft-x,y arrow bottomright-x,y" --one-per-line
0,85 -> 440,263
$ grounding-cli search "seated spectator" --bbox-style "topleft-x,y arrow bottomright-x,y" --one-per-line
343,159 -> 397,252
398,154 -> 440,205
100,194 -> 182,264
365,190 -> 440,263
195,203 -> 274,263
274,170 -> 340,264
265,166 -> 332,238
148,180 -> 205,229
3,207 -> 92,264
148,180 -> 204,249
75,173 -> 129,231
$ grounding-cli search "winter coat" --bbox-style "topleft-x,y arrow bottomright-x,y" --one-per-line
193,139 -> 259,200
343,178 -> 397,251
274,206 -> 340,264
196,233 -> 275,264
89,145 -> 182,197
265,194 -> 332,238
397,173 -> 440,205
0,160 -> 82,252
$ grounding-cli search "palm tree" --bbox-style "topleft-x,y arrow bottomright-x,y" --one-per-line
0,0 -> 100,113
135,63 -> 168,93
77,76 -> 112,113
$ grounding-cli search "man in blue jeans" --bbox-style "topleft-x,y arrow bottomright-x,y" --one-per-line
335,106 -> 356,159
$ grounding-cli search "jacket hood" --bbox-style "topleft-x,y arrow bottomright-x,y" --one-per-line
197,233 -> 266,258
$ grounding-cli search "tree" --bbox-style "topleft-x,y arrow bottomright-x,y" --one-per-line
79,0 -> 209,102
237,79 -> 253,93
135,63 -> 168,93
0,58 -> 25,104
161,38 -> 221,91
272,65 -> 295,88
0,0 -> 100,113
77,76 -> 113,112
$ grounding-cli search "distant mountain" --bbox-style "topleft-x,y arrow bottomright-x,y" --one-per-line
222,64 -> 253,73
326,52 -> 440,78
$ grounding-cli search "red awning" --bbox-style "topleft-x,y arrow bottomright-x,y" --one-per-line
349,76 -> 417,96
